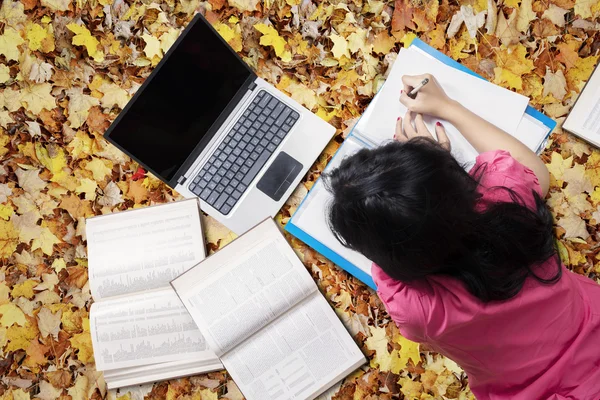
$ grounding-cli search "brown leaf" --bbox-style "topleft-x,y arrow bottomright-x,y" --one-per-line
391,0 -> 416,32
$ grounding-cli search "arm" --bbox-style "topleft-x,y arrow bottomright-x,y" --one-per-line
399,74 -> 550,196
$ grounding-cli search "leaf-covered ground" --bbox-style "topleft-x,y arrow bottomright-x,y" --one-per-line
1,0 -> 599,398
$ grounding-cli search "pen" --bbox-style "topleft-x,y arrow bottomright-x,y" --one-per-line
407,78 -> 429,99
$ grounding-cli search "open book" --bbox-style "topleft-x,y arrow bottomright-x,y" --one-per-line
286,39 -> 555,289
564,63 -> 600,147
171,218 -> 366,400
86,199 -> 222,389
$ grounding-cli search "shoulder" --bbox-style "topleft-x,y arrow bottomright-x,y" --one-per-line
471,150 -> 542,206
372,264 -> 431,342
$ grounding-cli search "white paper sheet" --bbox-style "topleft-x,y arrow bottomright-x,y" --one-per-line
355,47 -> 530,166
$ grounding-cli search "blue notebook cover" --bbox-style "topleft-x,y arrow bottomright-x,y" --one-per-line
285,38 -> 556,290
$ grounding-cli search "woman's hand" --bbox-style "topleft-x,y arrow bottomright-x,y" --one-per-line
394,110 -> 451,151
399,74 -> 456,121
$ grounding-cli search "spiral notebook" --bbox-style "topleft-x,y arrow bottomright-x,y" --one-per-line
285,38 -> 556,289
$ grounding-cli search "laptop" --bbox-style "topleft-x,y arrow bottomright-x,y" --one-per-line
104,13 -> 335,234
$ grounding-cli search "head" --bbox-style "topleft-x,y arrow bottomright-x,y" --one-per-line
324,138 -> 560,302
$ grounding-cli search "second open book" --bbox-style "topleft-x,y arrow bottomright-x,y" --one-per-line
171,218 -> 365,400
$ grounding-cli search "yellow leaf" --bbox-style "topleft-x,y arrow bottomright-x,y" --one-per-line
11,280 -> 37,299
0,64 -> 11,84
516,0 -> 535,33
566,56 -> 599,92
67,23 -> 104,62
0,27 -> 25,62
70,318 -> 94,363
98,81 -> 129,109
330,33 -> 350,60
276,76 -> 319,111
41,0 -> 71,11
66,88 -> 100,128
396,332 -> 421,366
504,0 -> 520,7
31,226 -> 61,256
141,33 -> 162,60
347,29 -> 368,54
0,219 -> 19,259
493,67 -> 523,90
67,130 -> 94,159
0,204 -> 13,220
546,152 -> 573,182
558,213 -> 589,240
365,326 -> 415,373
10,389 -> 30,400
0,303 -> 26,327
228,0 -> 259,12
399,32 -> 417,48
35,143 -> 67,183
372,31 -> 396,55
255,24 -> 292,62
574,0 -> 592,18
67,375 -> 88,400
198,389 -> 218,400
0,283 -> 9,305
52,258 -> 67,273
75,178 -> 98,201
26,23 -> 55,53
160,27 -> 180,54
85,158 -> 113,182
213,22 -> 242,52
0,1 -> 27,27
20,83 -> 56,114
6,320 -> 38,352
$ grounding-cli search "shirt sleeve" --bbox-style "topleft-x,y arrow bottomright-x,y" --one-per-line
371,264 -> 428,342
471,150 -> 542,210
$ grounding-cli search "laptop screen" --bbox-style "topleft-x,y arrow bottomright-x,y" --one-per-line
106,15 -> 253,182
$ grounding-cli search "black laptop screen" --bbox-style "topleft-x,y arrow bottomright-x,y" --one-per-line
107,15 -> 253,182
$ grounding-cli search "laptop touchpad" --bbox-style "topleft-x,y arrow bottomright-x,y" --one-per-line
257,152 -> 303,201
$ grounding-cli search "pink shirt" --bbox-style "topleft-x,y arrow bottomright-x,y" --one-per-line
372,151 -> 600,399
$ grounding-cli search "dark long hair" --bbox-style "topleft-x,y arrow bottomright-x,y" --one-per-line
324,138 -> 561,302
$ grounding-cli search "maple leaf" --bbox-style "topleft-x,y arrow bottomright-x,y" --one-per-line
141,33 -> 162,60
558,213 -> 589,240
31,226 -> 61,255
255,24 -> 292,62
366,326 -> 419,373
573,0 -> 592,18
542,4 -> 568,27
347,29 -> 368,54
85,157 -> 113,181
0,64 -> 11,84
70,318 -> 94,363
66,88 -> 101,129
0,0 -> 27,26
35,143 -> 68,183
223,381 -> 245,400
97,181 -> 123,207
67,23 -> 104,62
391,0 -> 416,32
12,212 -> 42,244
203,214 -> 237,249
0,219 -> 19,258
0,27 -> 25,61
35,381 -> 63,400
547,152 -> 573,182
25,22 -> 55,53
26,338 -> 50,366
542,68 -> 567,101
0,303 -> 27,327
67,375 -> 89,400
277,76 -> 319,110
516,0 -> 536,33
37,307 -> 62,339
75,178 -> 98,201
20,83 -> 56,114
98,81 -> 130,109
214,22 -> 243,52
495,9 -> 518,47
12,280 -> 37,299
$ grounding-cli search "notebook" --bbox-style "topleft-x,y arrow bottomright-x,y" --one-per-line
171,218 -> 366,400
563,62 -> 600,147
86,199 -> 222,389
285,39 -> 556,290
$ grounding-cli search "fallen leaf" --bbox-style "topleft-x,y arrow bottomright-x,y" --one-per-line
67,23 -> 104,62
37,307 -> 62,339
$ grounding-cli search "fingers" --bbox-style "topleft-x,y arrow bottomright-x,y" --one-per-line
435,122 -> 451,151
414,114 -> 430,136
401,74 -> 428,88
403,111 -> 417,138
394,117 -> 407,141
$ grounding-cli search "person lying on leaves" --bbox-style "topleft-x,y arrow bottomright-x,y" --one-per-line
325,74 -> 600,400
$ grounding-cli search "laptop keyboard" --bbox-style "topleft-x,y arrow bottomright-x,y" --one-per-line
188,90 -> 299,215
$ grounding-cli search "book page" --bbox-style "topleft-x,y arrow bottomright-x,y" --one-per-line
86,199 -> 205,300
355,47 -> 530,167
172,219 -> 316,356
292,136 -> 374,276
564,67 -> 600,145
102,358 -> 223,389
222,291 -> 366,400
90,287 -> 219,371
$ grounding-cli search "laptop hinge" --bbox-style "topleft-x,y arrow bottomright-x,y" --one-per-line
177,175 -> 187,185
248,81 -> 257,91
